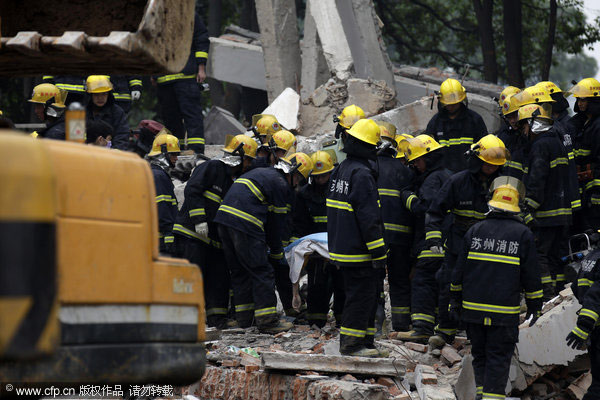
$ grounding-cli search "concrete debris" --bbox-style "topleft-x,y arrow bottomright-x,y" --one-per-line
300,0 -> 330,101
415,365 -> 457,400
223,24 -> 261,42
415,365 -> 438,385
203,106 -> 247,145
255,0 -> 302,102
454,355 -> 476,400
372,97 -> 438,134
207,37 -> 266,90
567,372 -> 592,400
261,87 -> 300,131
346,78 -> 397,116
404,342 -> 428,354
441,345 -> 462,367
261,351 -> 404,377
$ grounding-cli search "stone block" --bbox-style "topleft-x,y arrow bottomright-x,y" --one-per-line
203,106 -> 246,145
255,0 -> 302,102
440,345 -> 462,366
307,379 -> 391,400
454,355 -> 476,400
207,37 -> 266,90
262,87 -> 300,130
371,97 -> 438,134
345,78 -> 396,116
567,372 -> 592,400
404,342 -> 428,353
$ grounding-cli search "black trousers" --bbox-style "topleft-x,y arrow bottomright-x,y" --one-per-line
388,244 -> 412,329
340,266 -> 378,352
410,257 -> 443,333
157,79 -> 205,153
436,251 -> 458,339
305,258 -> 345,327
584,329 -> 600,400
177,236 -> 231,328
218,225 -> 277,327
537,225 -> 567,298
272,257 -> 294,315
467,323 -> 518,399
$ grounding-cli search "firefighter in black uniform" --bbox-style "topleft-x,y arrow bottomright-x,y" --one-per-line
569,244 -> 600,399
292,150 -> 345,327
327,118 -> 387,357
569,78 -> 600,231
214,155 -> 309,333
396,135 -> 451,342
42,75 -> 86,105
497,91 -> 529,179
517,103 -> 573,300
84,75 -> 130,150
28,84 -> 68,140
174,135 -> 257,328
147,132 -> 180,255
425,78 -> 487,173
156,13 -> 209,154
376,123 -> 415,332
425,135 -> 508,348
450,176 -> 542,400
110,75 -> 143,114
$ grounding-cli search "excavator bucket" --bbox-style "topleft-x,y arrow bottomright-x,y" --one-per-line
0,0 -> 196,76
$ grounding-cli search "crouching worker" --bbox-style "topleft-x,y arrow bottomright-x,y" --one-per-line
147,131 -> 180,255
450,177 -> 542,400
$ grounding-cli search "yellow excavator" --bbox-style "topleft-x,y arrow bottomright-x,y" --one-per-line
0,0 -> 207,386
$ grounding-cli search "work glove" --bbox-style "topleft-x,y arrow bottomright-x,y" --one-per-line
131,90 -> 141,101
430,245 -> 444,255
372,258 -> 387,269
449,297 -> 462,324
195,222 -> 209,239
525,309 -> 541,327
566,314 -> 595,350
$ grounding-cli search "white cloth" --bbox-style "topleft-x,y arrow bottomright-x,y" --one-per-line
284,232 -> 329,283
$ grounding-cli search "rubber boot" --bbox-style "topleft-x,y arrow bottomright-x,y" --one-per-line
256,314 -> 293,334
340,335 -> 379,357
391,313 -> 411,332
395,322 -> 433,344
365,334 -> 390,358
542,282 -> 555,302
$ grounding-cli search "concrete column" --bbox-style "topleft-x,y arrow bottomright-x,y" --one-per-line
255,0 -> 302,102
300,0 -> 331,101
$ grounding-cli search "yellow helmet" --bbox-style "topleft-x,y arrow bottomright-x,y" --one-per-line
346,118 -> 380,145
470,134 -> 509,166
488,176 -> 525,214
285,152 -> 314,180
252,114 -> 282,138
536,81 -> 563,95
498,86 -> 521,105
223,134 -> 258,159
567,77 -> 600,98
402,134 -> 443,162
439,78 -> 466,105
500,93 -> 520,116
28,83 -> 61,104
517,103 -> 553,122
85,75 -> 113,93
378,121 -> 397,141
310,150 -> 335,175
337,104 -> 366,129
148,130 -> 180,156
395,134 -> 414,159
271,130 -> 297,152
511,86 -> 555,107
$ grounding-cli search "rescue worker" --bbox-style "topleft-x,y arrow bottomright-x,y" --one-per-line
269,130 -> 297,166
28,83 -> 67,140
376,123 -> 415,332
425,135 -> 508,348
568,78 -> 600,231
129,120 -> 165,158
568,244 -> 600,399
174,134 -> 257,328
327,118 -> 387,357
517,103 -> 572,300
334,105 -> 365,140
214,153 -> 308,333
147,131 -> 180,255
497,89 -> 528,179
110,75 -> 143,114
450,176 -> 542,400
156,13 -> 209,154
85,120 -> 113,147
425,78 -> 487,172
85,75 -> 130,150
42,75 -> 86,105
397,135 -> 452,342
292,150 -> 345,327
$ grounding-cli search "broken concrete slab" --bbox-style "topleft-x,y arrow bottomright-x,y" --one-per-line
261,351 -> 404,377
203,106 -> 247,145
441,345 -> 462,366
300,0 -> 330,101
255,0 -> 302,102
308,379 -> 391,400
454,355 -> 476,400
371,97 -> 438,134
415,365 -> 437,385
207,37 -> 266,90
261,87 -> 300,131
567,372 -> 592,400
345,78 -> 396,116
517,294 -> 586,366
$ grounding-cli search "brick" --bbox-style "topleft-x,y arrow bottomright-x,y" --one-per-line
415,365 -> 437,385
245,365 -> 260,373
222,359 -> 240,367
404,342 -> 428,353
441,345 -> 462,366
341,374 -> 357,381
451,336 -> 468,350
312,342 -> 325,354
239,351 -> 261,367
377,377 -> 395,387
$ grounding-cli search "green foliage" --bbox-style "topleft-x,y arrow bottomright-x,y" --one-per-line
376,0 -> 600,83
549,52 -> 599,90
